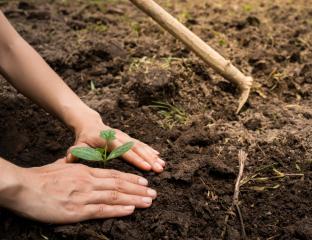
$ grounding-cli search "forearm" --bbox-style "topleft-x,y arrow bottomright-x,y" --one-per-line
0,11 -> 99,132
0,157 -> 22,207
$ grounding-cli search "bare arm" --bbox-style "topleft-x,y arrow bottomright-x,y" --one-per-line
0,11 -> 165,172
0,11 -> 97,131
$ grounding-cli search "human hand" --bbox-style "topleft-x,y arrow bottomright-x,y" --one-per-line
1,159 -> 157,224
67,111 -> 165,173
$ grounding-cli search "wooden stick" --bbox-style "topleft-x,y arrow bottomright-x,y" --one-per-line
129,0 -> 253,113
221,150 -> 247,239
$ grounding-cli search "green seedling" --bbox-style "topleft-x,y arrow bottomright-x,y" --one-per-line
218,39 -> 227,47
87,22 -> 108,33
130,21 -> 141,36
71,129 -> 134,163
243,4 -> 253,12
149,101 -> 188,129
177,10 -> 192,24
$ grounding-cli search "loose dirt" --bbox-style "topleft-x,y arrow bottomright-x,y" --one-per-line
0,0 -> 311,239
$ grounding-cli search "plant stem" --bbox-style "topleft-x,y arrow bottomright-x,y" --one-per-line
104,143 -> 108,160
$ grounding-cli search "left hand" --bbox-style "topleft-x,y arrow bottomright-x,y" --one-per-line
66,112 -> 165,173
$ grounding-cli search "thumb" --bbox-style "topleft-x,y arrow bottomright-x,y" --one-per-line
66,142 -> 90,163
54,157 -> 67,164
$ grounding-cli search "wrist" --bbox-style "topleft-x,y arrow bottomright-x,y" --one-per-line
0,159 -> 23,208
62,104 -> 105,134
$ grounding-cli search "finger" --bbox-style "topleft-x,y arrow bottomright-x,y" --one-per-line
66,142 -> 89,163
151,148 -> 160,155
129,139 -> 163,167
84,204 -> 135,219
142,142 -> 160,155
132,141 -> 165,167
90,169 -> 149,186
134,140 -> 160,156
116,130 -> 160,155
157,158 -> 166,167
87,191 -> 153,208
131,143 -> 164,173
93,178 -> 157,199
112,139 -> 152,171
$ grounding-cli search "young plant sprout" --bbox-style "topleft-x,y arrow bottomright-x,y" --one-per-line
71,129 -> 134,163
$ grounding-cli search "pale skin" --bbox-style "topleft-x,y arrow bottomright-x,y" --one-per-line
0,11 -> 165,223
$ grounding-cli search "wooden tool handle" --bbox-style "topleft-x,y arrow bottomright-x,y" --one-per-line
129,0 -> 252,92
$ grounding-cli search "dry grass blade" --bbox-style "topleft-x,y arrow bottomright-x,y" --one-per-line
222,150 -> 247,239
234,150 -> 247,204
240,165 -> 304,190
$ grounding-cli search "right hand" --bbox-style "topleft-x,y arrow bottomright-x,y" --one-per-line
2,158 -> 157,224
66,111 -> 165,173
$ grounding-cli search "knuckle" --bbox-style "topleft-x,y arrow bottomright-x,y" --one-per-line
114,128 -> 126,137
152,155 -> 159,163
69,175 -> 92,193
65,208 -> 80,221
110,170 -> 121,179
114,178 -> 124,192
64,202 -> 77,213
132,143 -> 140,150
109,191 -> 119,202
98,205 -> 108,215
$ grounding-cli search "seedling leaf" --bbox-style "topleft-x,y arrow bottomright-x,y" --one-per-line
107,142 -> 134,160
71,147 -> 103,161
96,148 -> 105,154
100,129 -> 116,141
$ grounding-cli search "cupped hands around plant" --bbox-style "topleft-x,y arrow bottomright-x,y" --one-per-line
71,129 -> 135,164
67,116 -> 165,173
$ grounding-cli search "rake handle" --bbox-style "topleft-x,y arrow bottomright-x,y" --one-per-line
129,0 -> 252,91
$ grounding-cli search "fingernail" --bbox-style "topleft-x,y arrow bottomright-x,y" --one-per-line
138,178 -> 148,186
142,197 -> 152,204
143,162 -> 152,169
124,205 -> 135,211
147,189 -> 157,198
157,158 -> 166,166
154,162 -> 163,172
153,149 -> 160,154
66,153 -> 72,161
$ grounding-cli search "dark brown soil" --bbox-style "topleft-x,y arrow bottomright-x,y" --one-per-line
1,0 -> 312,239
